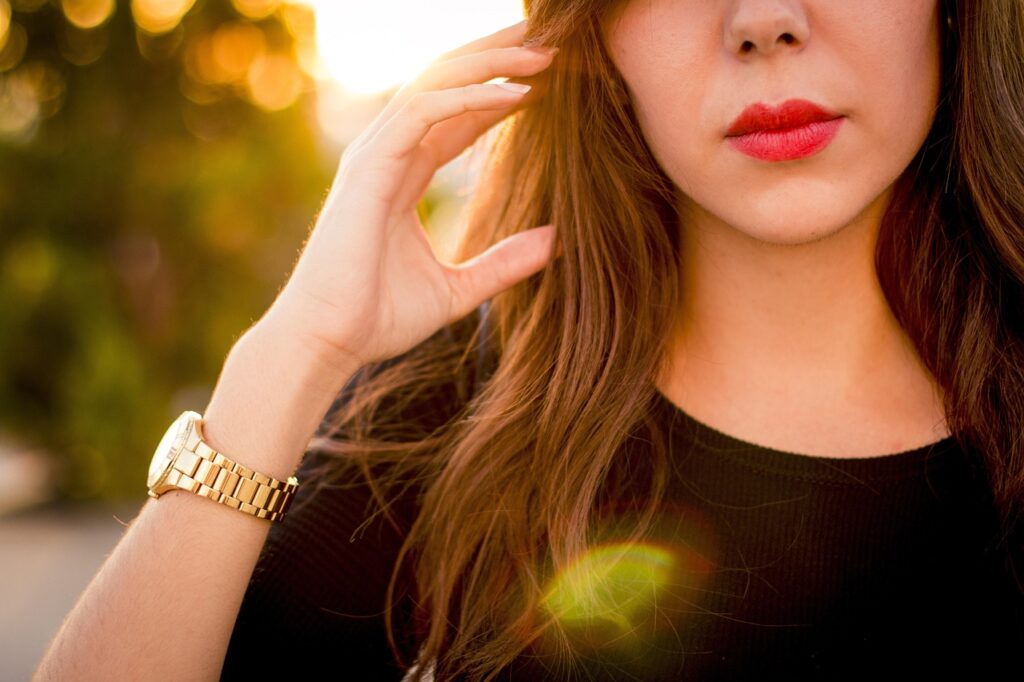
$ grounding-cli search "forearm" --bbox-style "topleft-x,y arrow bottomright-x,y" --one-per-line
32,321 -> 362,681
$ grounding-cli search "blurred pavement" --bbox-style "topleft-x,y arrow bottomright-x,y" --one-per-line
0,499 -> 144,681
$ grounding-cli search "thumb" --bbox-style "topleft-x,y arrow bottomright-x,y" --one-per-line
447,224 -> 561,319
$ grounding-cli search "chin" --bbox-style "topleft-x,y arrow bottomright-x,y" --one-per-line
721,204 -> 854,247
738,225 -> 840,247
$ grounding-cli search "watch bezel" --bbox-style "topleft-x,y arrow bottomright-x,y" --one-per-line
147,410 -> 200,493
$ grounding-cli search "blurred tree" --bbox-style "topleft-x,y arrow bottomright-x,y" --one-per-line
0,0 -> 360,503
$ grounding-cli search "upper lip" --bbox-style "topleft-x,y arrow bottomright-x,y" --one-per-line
726,99 -> 843,137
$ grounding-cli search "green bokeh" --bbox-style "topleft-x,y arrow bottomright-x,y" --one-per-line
0,1 -> 445,503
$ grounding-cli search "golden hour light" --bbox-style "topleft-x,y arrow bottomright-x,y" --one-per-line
245,51 -> 303,110
0,0 -> 10,49
184,20 -> 265,87
294,0 -> 525,95
231,0 -> 280,21
131,0 -> 197,35
0,20 -> 26,70
60,0 -> 116,30
8,4 -> 1024,681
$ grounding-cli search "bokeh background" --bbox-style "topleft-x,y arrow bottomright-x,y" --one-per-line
0,1 -> 524,677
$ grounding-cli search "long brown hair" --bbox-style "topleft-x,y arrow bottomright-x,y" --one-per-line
300,1 -> 1024,679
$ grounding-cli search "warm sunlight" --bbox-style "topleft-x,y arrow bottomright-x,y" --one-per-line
296,0 -> 525,95
278,2 -> 530,256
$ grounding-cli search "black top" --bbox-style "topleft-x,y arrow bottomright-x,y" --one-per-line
221,353 -> 1024,680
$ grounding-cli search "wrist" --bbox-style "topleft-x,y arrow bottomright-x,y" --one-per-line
254,300 -> 368,380
247,314 -> 363,384
198,322 -> 361,483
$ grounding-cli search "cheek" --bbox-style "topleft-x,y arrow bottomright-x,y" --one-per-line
846,17 -> 942,164
602,2 -> 724,173
633,94 -> 711,198
607,29 -> 720,189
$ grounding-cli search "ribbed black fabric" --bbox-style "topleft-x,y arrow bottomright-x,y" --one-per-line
219,440 -> 422,681
221,372 -> 1024,681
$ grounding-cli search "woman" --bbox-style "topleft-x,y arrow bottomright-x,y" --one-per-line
36,2 -> 1024,681
226,0 -> 1024,679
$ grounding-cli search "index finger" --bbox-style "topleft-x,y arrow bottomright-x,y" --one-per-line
433,19 -> 530,64
346,19 -> 534,163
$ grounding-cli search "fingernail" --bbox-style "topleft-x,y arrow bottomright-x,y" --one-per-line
527,45 -> 560,56
496,81 -> 532,94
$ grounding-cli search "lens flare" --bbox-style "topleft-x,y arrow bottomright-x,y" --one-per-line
542,541 -> 677,634
534,503 -> 720,676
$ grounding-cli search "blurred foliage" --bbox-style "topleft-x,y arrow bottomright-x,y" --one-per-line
0,0 -> 394,503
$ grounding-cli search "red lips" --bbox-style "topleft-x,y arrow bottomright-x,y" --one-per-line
726,99 -> 843,137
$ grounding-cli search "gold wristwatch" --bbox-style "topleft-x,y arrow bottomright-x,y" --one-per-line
147,410 -> 299,522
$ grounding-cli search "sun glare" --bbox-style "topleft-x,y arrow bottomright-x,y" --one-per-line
277,2 -> 528,258
296,0 -> 525,95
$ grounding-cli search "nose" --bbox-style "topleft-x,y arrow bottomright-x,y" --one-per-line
724,0 -> 810,57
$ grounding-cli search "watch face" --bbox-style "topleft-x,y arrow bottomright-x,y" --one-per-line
147,412 -> 194,489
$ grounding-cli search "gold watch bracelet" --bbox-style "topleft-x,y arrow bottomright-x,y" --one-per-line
151,419 -> 299,522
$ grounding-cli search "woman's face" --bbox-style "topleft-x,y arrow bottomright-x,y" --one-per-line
600,1 -> 944,245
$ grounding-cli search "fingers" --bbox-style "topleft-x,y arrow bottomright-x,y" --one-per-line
348,22 -> 530,152
432,19 -> 529,64
377,82 -> 534,163
445,224 -> 562,321
351,43 -> 557,162
415,45 -> 559,97
390,93 -> 535,213
339,82 -> 535,208
389,65 -> 554,213
336,18 -> 559,211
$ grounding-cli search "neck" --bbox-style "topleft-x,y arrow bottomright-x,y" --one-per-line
658,189 -> 950,456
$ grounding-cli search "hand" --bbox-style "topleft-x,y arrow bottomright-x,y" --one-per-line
261,19 -> 562,372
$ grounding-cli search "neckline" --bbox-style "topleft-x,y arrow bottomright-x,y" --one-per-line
652,386 -> 961,484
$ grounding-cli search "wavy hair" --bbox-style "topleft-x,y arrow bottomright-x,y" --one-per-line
299,1 -> 1024,679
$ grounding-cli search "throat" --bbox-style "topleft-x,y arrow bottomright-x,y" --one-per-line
654,350 -> 950,460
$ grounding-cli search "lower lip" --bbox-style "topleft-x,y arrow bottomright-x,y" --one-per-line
726,117 -> 845,162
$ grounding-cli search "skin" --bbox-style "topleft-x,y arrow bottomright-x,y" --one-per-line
601,0 -> 951,457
